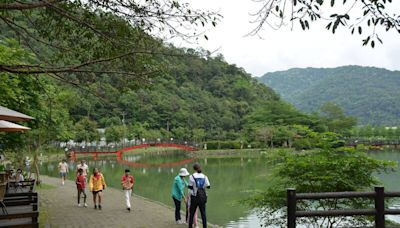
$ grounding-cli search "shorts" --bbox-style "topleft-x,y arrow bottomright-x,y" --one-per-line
92,190 -> 102,194
60,172 -> 67,177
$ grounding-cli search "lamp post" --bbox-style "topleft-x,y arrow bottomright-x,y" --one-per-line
121,111 -> 127,147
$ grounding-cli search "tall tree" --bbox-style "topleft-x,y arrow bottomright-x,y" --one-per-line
0,0 -> 220,79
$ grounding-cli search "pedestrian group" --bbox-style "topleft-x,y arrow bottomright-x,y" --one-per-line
58,159 -> 211,227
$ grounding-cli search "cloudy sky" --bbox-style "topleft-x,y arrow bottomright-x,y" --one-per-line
176,0 -> 400,76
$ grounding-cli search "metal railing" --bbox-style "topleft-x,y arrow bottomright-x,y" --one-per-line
287,186 -> 400,228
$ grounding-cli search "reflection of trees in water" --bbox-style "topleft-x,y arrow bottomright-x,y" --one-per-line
41,154 -> 269,226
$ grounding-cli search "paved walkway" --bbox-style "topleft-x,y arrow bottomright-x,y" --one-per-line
38,175 -> 208,228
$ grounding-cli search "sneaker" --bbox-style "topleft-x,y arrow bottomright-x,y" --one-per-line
98,205 -> 102,210
176,220 -> 184,224
78,203 -> 82,207
84,203 -> 88,208
127,207 -> 130,212
94,205 -> 97,210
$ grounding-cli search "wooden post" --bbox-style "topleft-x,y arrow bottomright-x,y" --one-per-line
375,186 -> 385,228
288,188 -> 296,228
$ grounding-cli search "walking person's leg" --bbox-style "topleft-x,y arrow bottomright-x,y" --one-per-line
193,208 -> 198,227
82,189 -> 87,207
198,202 -> 207,228
188,196 -> 198,228
185,201 -> 189,223
98,191 -> 102,209
172,197 -> 181,222
125,190 -> 131,210
93,192 -> 98,209
77,188 -> 81,206
62,173 -> 66,185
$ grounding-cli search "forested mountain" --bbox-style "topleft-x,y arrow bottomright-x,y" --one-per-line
3,34 -> 313,147
0,2 -> 352,151
258,66 -> 400,126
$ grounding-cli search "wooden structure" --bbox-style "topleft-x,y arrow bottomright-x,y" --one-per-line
0,179 -> 38,227
0,192 -> 38,227
287,186 -> 400,228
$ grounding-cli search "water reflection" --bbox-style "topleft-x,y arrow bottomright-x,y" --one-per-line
41,150 -> 269,227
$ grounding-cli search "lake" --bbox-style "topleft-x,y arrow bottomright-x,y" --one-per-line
40,149 -> 400,227
40,150 -> 270,227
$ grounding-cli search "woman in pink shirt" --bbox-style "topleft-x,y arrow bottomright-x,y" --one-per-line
76,168 -> 87,207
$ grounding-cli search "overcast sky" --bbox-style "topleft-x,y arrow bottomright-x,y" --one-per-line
174,0 -> 400,76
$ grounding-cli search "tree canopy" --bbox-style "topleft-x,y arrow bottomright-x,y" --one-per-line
0,0 -> 220,78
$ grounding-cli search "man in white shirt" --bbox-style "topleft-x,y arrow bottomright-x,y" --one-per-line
58,159 -> 69,185
188,163 -> 210,228
76,160 -> 89,179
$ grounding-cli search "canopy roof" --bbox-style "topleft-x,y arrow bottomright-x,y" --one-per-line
0,120 -> 31,132
0,106 -> 34,122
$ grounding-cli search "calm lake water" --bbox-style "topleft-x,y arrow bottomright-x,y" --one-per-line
40,150 -> 270,227
40,149 -> 400,227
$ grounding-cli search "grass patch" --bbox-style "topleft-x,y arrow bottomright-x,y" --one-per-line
39,205 -> 50,228
36,183 -> 56,190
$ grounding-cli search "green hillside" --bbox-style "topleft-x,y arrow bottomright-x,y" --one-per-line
0,4 -> 349,151
258,66 -> 400,126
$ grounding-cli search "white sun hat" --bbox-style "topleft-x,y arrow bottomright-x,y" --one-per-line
179,168 -> 190,177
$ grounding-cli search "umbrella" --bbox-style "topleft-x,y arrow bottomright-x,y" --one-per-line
0,120 -> 30,132
0,106 -> 34,122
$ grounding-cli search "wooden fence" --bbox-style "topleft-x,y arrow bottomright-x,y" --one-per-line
287,186 -> 400,228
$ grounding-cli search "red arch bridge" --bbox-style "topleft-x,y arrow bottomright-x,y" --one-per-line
69,141 -> 200,161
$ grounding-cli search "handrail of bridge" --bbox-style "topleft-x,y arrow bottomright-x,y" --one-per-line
345,138 -> 400,146
69,139 -> 202,153
287,186 -> 400,228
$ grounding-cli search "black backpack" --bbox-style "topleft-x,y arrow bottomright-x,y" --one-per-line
193,175 -> 207,204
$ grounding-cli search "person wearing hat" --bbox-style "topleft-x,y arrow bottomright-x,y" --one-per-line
171,167 -> 190,224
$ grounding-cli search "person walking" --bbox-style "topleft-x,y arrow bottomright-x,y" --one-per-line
121,169 -> 135,212
58,159 -> 69,185
76,160 -> 89,179
171,167 -> 189,224
76,168 -> 87,207
89,168 -> 106,210
186,189 -> 198,228
188,163 -> 210,228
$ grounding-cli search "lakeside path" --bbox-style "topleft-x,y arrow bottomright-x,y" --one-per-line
38,175 -> 213,228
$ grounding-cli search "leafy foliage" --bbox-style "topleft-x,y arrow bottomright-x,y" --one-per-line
0,0 -> 221,76
247,147 -> 396,227
249,0 -> 400,47
0,36 -> 294,148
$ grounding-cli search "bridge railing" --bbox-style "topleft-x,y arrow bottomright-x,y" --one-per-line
345,138 -> 400,146
68,139 -> 202,153
287,186 -> 400,228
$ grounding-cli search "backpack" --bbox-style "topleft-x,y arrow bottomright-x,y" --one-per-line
192,175 -> 207,204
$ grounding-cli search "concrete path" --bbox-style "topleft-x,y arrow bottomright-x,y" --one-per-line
38,175 -> 206,228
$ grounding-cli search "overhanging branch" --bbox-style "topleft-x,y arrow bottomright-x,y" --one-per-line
0,0 -> 61,10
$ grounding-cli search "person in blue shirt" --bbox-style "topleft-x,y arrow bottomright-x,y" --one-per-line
171,168 -> 189,224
